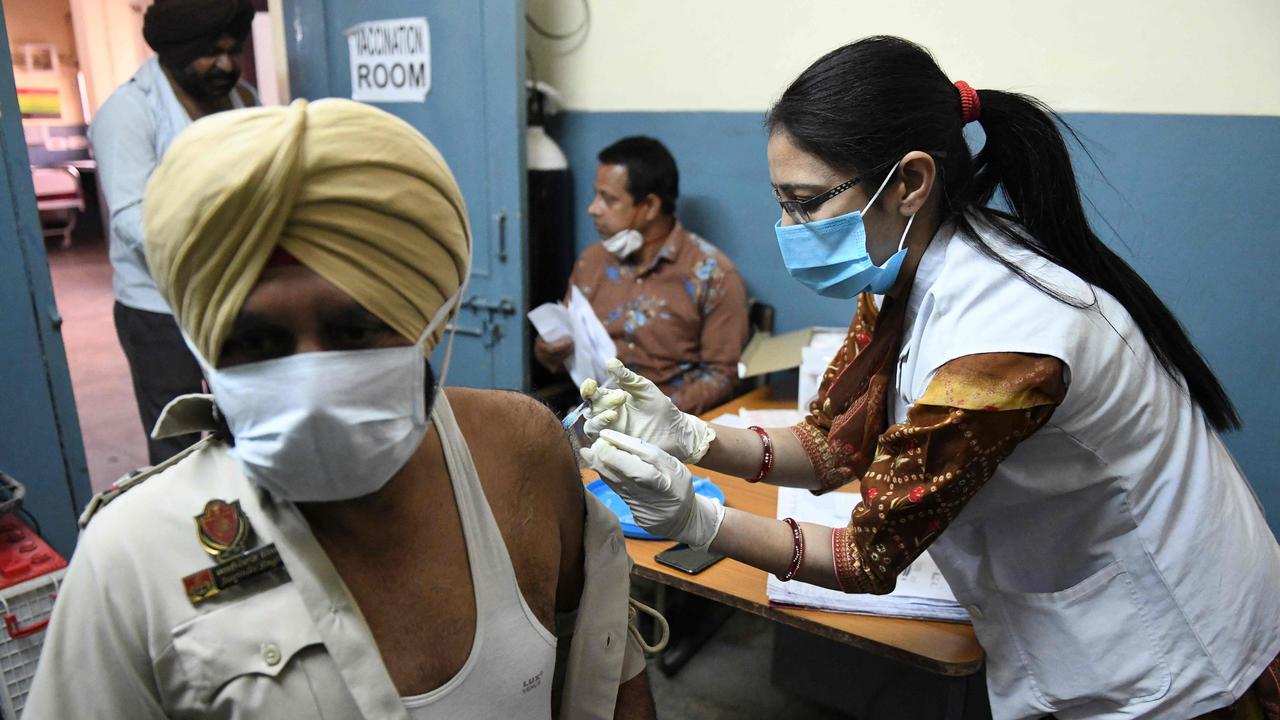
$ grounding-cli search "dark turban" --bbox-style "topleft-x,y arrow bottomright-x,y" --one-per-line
143,0 -> 255,68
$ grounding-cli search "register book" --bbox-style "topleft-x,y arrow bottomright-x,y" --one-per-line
766,487 -> 970,623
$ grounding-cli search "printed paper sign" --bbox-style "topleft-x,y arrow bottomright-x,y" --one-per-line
346,17 -> 430,103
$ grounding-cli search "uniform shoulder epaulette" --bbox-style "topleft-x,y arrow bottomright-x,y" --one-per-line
78,434 -> 219,529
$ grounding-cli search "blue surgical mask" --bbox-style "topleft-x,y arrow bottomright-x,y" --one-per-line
774,162 -> 916,298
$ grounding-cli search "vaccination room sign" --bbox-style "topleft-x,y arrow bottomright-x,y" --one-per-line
346,18 -> 431,103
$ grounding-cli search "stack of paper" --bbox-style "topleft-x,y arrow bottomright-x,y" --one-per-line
708,408 -> 805,430
796,330 -> 846,414
527,286 -> 617,387
766,487 -> 970,623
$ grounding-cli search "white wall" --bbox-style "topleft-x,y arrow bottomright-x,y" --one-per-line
4,0 -> 85,124
68,0 -> 152,118
527,0 -> 1280,115
265,0 -> 291,103
250,11 -> 281,105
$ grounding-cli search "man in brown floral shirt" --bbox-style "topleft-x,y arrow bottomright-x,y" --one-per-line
535,137 -> 749,415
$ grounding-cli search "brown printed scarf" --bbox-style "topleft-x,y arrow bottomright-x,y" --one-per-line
807,293 -> 909,479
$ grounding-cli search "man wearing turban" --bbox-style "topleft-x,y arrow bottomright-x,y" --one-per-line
28,100 -> 656,719
89,0 -> 259,465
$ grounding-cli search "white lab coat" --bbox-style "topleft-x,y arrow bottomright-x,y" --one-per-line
892,216 -> 1280,719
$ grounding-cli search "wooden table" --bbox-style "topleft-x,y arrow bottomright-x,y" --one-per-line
585,385 -> 984,677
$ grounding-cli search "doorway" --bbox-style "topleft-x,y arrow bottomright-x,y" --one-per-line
3,0 -> 283,492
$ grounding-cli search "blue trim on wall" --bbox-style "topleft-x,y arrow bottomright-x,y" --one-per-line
549,110 -> 1280,535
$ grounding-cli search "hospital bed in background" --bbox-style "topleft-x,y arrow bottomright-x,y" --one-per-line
31,165 -> 85,249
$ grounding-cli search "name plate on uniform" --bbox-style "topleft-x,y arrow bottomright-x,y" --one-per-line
182,544 -> 284,605
181,499 -> 287,605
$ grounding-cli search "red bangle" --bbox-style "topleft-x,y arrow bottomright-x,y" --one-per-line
831,528 -> 850,593
747,426 -> 774,483
777,517 -> 805,582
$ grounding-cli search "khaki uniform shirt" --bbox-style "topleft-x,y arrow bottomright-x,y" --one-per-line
26,396 -> 644,719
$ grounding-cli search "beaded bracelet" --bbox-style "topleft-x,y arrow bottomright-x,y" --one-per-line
777,517 -> 805,582
831,529 -> 850,593
746,425 -> 774,483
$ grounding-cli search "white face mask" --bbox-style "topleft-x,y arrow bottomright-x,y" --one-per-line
601,228 -> 643,260
195,287 -> 464,502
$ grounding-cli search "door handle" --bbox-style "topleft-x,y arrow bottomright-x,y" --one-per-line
484,321 -> 504,349
495,209 -> 508,263
461,297 -> 516,316
445,322 -> 485,338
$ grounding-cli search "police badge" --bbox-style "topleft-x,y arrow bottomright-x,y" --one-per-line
182,499 -> 285,605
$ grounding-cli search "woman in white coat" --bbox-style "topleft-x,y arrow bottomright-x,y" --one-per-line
579,36 -> 1280,719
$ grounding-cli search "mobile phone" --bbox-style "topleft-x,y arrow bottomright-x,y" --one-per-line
654,543 -> 725,575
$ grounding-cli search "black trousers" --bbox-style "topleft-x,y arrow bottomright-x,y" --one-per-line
113,302 -> 204,465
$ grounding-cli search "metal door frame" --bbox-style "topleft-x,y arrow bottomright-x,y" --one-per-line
0,9 -> 92,556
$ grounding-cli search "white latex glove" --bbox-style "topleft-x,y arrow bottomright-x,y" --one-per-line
578,358 -> 716,464
581,429 -> 725,550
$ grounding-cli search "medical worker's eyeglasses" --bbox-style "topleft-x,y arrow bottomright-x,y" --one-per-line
773,165 -> 889,224
773,154 -> 954,224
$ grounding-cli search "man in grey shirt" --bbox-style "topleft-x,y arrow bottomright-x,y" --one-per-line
89,0 -> 258,464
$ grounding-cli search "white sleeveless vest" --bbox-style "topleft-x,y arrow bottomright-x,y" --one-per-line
402,393 -> 558,718
894,216 -> 1280,719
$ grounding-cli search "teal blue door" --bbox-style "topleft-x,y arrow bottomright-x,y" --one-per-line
281,0 -> 528,391
0,11 -> 91,556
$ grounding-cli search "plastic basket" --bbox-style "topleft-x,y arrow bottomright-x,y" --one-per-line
0,569 -> 63,719
0,500 -> 67,720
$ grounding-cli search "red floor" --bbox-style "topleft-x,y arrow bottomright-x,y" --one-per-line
45,239 -> 147,493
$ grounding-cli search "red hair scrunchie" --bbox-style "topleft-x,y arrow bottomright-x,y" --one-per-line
954,80 -> 981,124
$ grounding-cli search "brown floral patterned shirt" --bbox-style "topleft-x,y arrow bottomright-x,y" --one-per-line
791,295 -> 1067,594
570,222 -> 749,415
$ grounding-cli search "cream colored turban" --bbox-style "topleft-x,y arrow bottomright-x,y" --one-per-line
144,98 -> 472,364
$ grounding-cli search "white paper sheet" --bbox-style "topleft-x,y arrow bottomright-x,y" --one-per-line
766,487 -> 969,623
797,331 -> 845,414
567,286 -> 617,386
737,408 -> 804,428
708,409 -> 803,430
527,303 -> 573,344
709,412 -> 746,429
527,286 -> 617,387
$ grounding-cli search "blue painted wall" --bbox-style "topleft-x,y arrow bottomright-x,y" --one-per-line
549,110 -> 1280,535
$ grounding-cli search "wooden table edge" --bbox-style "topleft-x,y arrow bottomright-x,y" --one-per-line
590,384 -> 985,676
629,563 -> 983,677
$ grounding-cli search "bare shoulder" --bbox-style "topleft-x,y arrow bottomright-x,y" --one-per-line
442,387 -> 581,497
441,388 -> 586,611
443,387 -> 564,449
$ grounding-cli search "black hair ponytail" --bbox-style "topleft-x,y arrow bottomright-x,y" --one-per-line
768,36 -> 1240,431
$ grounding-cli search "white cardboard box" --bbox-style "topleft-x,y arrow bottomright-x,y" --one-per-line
737,326 -> 846,380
